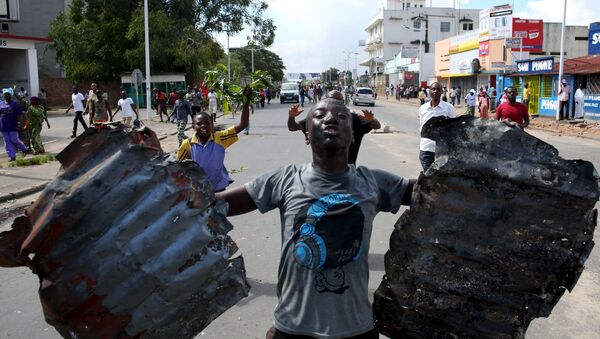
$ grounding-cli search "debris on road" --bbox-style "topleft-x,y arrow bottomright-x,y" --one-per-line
0,125 -> 249,338
374,116 -> 599,338
530,117 -> 600,139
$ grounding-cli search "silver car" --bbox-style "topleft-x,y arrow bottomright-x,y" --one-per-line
353,87 -> 375,106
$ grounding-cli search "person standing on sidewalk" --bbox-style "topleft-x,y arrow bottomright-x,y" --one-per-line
173,91 -> 192,146
65,86 -> 88,138
418,88 -> 426,105
419,82 -> 456,171
522,83 -> 531,109
478,90 -> 490,119
558,79 -> 571,120
456,86 -> 462,105
26,96 -> 50,154
1,88 -> 28,161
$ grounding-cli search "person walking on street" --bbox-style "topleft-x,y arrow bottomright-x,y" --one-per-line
38,88 -> 48,112
153,88 -> 168,122
191,88 -> 202,114
208,89 -> 218,123
26,96 -> 50,154
465,89 -> 477,116
88,89 -> 112,125
478,90 -> 490,119
215,97 -> 415,339
173,91 -> 192,146
65,86 -> 88,138
574,83 -> 585,119
456,86 -> 462,105
418,88 -> 426,105
419,82 -> 456,171
450,87 -> 456,106
496,86 -> 529,128
558,79 -> 571,120
1,88 -> 28,161
113,91 -> 139,126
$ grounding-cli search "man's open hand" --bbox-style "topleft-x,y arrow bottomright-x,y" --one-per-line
359,110 -> 374,121
289,104 -> 304,118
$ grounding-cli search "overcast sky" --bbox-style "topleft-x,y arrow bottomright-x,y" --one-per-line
216,0 -> 600,74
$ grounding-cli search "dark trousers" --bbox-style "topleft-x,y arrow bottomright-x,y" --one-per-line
419,150 -> 435,171
73,111 -> 88,136
559,100 -> 570,119
266,326 -> 378,339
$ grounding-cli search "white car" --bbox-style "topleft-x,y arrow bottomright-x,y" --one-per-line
353,87 -> 375,106
280,82 -> 300,103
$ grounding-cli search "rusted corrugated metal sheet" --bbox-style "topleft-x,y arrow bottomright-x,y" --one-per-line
374,116 -> 599,338
0,125 -> 249,338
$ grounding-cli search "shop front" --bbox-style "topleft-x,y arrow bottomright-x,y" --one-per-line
0,34 -> 50,98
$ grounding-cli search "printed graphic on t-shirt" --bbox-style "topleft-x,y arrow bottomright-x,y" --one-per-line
292,193 -> 365,294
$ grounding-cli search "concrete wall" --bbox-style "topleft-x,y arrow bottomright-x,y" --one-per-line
41,78 -> 123,108
0,48 -> 27,90
541,23 -> 589,58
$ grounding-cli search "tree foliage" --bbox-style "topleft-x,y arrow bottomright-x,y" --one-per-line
231,45 -> 285,82
49,0 -> 276,82
321,68 -> 340,83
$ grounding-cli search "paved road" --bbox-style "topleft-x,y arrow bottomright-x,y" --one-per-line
0,99 -> 598,339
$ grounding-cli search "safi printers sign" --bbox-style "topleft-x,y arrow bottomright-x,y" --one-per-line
589,22 -> 600,55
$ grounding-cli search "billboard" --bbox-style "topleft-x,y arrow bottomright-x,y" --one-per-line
480,4 -> 513,41
590,22 -> 600,55
401,45 -> 419,58
512,18 -> 543,52
479,41 -> 490,57
515,57 -> 554,74
450,49 -> 479,75
450,31 -> 479,54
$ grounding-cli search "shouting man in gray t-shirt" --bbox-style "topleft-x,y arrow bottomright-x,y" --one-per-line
217,98 -> 415,338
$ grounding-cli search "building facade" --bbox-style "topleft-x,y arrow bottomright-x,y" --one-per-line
0,0 -> 68,97
362,0 -> 480,92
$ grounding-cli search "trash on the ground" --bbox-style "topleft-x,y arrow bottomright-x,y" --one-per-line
0,125 -> 249,338
374,116 -> 599,338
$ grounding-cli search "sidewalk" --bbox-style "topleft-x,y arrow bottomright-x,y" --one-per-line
0,110 -> 226,203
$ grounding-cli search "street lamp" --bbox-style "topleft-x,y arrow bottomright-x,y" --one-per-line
248,32 -> 256,73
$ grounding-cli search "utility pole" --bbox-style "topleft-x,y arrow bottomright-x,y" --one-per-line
556,0 -> 567,121
143,0 -> 151,120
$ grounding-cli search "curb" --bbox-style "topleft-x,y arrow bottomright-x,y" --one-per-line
0,182 -> 49,203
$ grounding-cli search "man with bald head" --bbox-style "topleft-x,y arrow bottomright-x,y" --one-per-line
287,90 -> 381,165
216,98 -> 414,339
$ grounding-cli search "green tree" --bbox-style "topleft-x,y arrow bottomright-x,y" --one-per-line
231,46 -> 286,82
321,68 -> 340,83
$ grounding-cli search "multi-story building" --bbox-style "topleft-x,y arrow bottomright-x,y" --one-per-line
362,0 -> 480,91
0,0 -> 67,97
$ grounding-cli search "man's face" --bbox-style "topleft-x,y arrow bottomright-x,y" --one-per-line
430,84 -> 442,101
506,88 -> 517,102
121,92 -> 127,99
91,83 -> 97,91
72,86 -> 78,94
307,99 -> 353,150
3,93 -> 11,102
193,114 -> 213,138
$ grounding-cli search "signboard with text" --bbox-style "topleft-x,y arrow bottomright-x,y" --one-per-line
515,57 -> 555,74
513,18 -> 543,52
584,94 -> 600,120
401,45 -> 419,58
479,4 -> 513,41
538,97 -> 558,116
479,41 -> 489,57
505,37 -> 522,49
589,22 -> 600,55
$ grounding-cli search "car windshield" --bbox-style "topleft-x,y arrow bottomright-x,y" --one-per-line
357,89 -> 373,95
282,84 -> 297,90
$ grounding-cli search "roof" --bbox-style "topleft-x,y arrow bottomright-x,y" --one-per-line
0,34 -> 52,42
563,55 -> 600,75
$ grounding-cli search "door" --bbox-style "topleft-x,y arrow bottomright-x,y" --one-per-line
525,76 -> 540,114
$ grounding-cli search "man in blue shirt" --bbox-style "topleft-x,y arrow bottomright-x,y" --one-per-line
1,88 -> 28,161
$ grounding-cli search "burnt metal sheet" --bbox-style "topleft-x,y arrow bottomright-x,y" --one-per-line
0,125 -> 250,338
374,116 -> 599,338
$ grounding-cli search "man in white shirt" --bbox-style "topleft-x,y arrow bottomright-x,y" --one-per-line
64,86 -> 88,138
207,89 -> 218,123
558,79 -> 571,120
418,82 -> 456,171
114,91 -> 139,126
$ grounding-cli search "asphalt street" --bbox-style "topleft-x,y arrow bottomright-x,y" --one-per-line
0,99 -> 599,339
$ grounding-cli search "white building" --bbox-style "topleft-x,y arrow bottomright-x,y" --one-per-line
362,0 -> 480,91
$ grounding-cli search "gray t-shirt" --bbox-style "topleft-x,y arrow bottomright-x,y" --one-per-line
245,163 -> 409,338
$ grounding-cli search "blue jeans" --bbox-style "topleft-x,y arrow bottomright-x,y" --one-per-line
419,150 -> 435,171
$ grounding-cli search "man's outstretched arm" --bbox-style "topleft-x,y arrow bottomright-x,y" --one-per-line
215,185 -> 257,216
402,179 -> 416,206
287,104 -> 304,131
359,110 -> 381,130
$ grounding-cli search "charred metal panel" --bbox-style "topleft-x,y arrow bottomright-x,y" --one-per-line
374,116 -> 599,338
0,126 -> 249,338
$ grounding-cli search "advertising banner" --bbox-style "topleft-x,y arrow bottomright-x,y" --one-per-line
480,4 -> 513,41
515,57 -> 554,74
401,45 -> 419,58
589,22 -> 600,55
538,97 -> 558,116
505,37 -> 522,49
513,18 -> 543,52
450,31 -> 479,54
450,49 -> 479,75
479,41 -> 490,57
584,94 -> 600,120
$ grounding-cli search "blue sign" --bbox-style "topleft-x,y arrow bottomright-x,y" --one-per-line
516,57 -> 555,74
538,97 -> 558,116
590,22 -> 600,55
584,94 -> 600,120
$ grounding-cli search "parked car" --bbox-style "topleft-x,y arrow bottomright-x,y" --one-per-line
353,87 -> 375,106
280,82 -> 300,104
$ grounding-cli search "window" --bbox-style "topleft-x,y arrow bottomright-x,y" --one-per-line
413,21 -> 421,30
463,23 -> 473,31
406,3 -> 411,8
441,22 -> 451,32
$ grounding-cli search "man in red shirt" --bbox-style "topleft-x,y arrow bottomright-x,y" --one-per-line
496,86 -> 529,128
